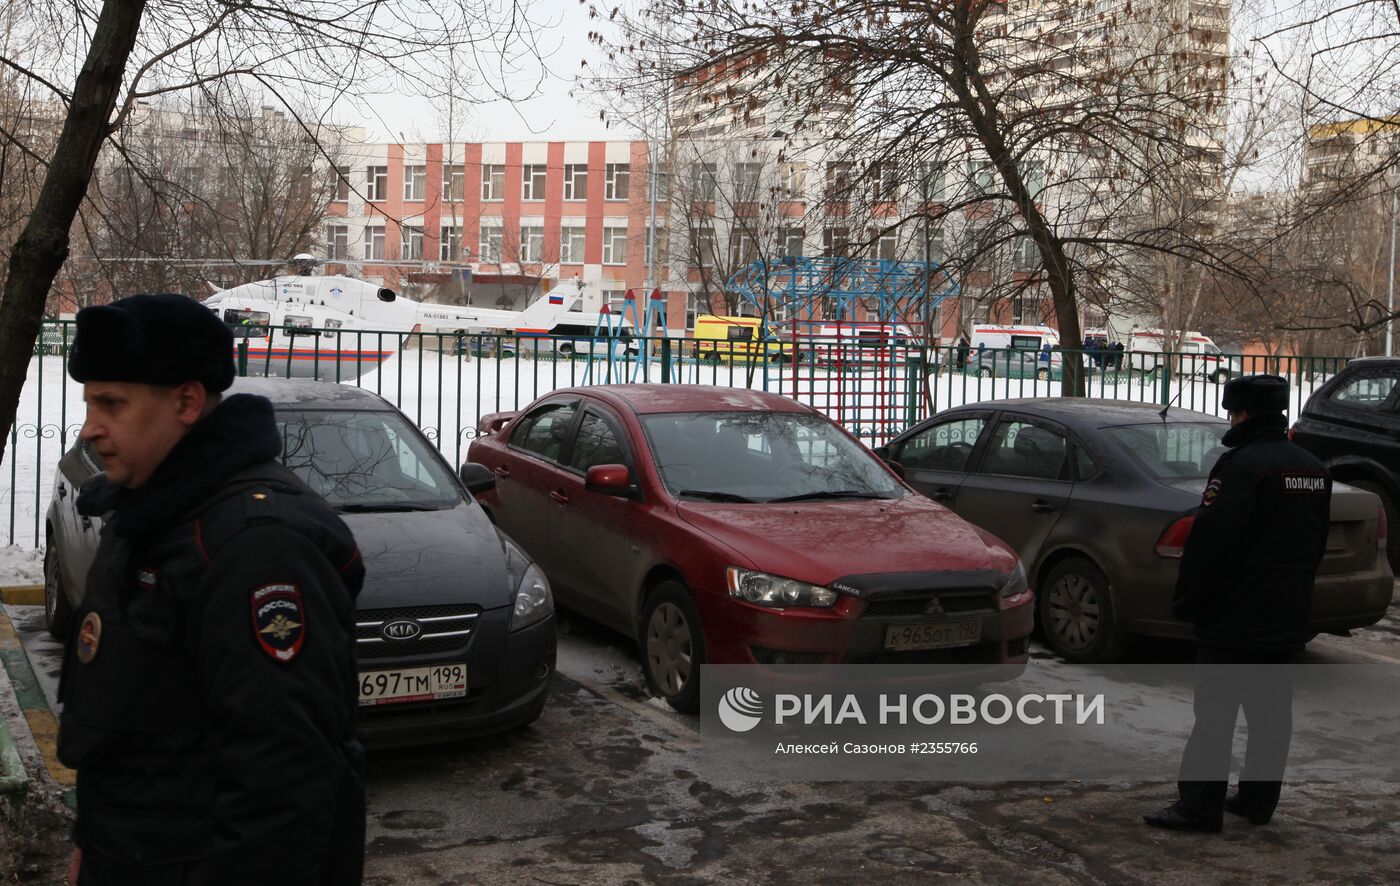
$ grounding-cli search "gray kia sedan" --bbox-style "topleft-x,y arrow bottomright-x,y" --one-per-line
44,377 -> 556,747
877,399 -> 1393,662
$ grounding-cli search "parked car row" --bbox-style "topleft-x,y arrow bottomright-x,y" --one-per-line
43,359 -> 1396,745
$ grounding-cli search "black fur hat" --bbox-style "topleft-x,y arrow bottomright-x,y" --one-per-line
68,293 -> 235,392
1220,374 -> 1289,415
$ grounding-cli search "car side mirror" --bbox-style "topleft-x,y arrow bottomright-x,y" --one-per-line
585,464 -> 635,497
458,462 -> 496,496
883,459 -> 906,479
872,444 -> 890,459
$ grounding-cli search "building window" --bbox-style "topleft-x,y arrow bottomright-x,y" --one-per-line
479,224 -> 504,263
605,163 -> 630,200
364,225 -> 385,260
692,162 -> 718,201
603,289 -> 628,316
780,162 -> 806,199
1011,235 -> 1037,270
1023,159 -> 1045,201
563,164 -> 588,200
825,162 -> 852,201
822,225 -> 850,258
482,164 -> 505,200
779,226 -> 804,258
442,164 -> 464,200
601,226 -> 628,264
519,225 -> 545,262
734,162 -> 762,196
918,163 -> 947,202
401,224 -> 424,260
869,161 -> 899,203
645,224 -> 667,271
522,164 -> 547,200
365,166 -> 388,202
728,228 -> 758,265
685,291 -> 700,328
403,165 -> 426,201
652,162 -> 670,200
440,225 -> 462,261
332,167 -> 350,202
326,224 -> 349,260
968,159 -> 995,194
560,225 -> 587,264
876,230 -> 899,261
694,226 -> 720,268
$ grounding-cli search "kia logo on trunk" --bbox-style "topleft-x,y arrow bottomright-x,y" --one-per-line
382,620 -> 423,641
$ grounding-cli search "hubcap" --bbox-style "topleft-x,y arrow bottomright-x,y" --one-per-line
646,603 -> 692,696
1047,574 -> 1100,651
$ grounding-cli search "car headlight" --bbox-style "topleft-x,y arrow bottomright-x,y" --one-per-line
726,567 -> 838,608
501,532 -> 554,631
999,562 -> 1029,598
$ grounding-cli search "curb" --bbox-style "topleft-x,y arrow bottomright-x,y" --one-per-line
0,585 -> 44,606
0,607 -> 75,801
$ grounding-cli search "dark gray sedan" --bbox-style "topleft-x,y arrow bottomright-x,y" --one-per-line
876,399 -> 1393,662
44,377 -> 556,747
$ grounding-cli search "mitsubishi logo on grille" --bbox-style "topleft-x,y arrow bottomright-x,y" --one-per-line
382,619 -> 423,641
925,598 -> 946,617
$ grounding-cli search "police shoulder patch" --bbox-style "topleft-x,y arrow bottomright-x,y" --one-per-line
251,583 -> 306,663
1201,478 -> 1222,507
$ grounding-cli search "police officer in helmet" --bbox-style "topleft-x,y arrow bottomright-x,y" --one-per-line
58,294 -> 366,884
1145,374 -> 1331,833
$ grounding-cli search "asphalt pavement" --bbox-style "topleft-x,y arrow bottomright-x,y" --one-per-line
5,585 -> 1400,884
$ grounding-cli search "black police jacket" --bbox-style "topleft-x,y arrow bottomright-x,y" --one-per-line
57,394 -> 366,885
1173,413 -> 1331,652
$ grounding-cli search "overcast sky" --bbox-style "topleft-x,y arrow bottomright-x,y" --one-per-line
349,1 -> 625,145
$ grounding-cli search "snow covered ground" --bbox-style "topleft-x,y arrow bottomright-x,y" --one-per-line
0,348 -> 1338,550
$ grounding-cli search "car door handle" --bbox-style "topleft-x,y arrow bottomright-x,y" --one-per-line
1030,500 -> 1056,514
549,489 -> 569,504
930,488 -> 953,502
493,465 -> 511,478
57,483 -> 66,499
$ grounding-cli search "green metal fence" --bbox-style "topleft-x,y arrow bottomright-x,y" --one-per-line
2,319 -> 1354,548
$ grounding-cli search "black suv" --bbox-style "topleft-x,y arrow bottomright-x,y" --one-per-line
1291,357 -> 1400,570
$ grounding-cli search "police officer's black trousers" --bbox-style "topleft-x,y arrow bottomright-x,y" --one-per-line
78,853 -> 209,886
1177,648 -> 1295,821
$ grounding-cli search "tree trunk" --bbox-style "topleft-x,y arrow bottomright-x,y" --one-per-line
949,2 -> 1085,395
0,0 -> 148,465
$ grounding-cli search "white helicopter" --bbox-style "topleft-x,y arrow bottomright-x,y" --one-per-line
198,254 -> 584,378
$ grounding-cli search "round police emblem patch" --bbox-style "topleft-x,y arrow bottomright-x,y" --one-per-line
76,612 -> 102,664
251,583 -> 306,663
1201,478 -> 1222,507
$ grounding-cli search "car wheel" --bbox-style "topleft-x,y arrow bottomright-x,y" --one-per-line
702,352 -> 722,364
978,367 -> 993,378
1035,368 -> 1050,381
1039,557 -> 1129,663
770,352 -> 791,364
558,342 -> 574,356
640,581 -> 704,713
1350,480 -> 1400,571
44,538 -> 73,640
1210,369 -> 1230,383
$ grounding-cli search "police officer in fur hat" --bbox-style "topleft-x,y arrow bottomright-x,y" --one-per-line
57,294 -> 366,884
1145,374 -> 1331,833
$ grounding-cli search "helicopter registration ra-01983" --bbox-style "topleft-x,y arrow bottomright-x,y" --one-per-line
202,269 -> 584,379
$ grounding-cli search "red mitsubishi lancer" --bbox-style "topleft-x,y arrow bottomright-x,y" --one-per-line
466,385 -> 1033,712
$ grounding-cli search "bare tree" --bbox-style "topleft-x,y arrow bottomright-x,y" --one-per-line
0,0 -> 545,464
602,0 -> 1258,394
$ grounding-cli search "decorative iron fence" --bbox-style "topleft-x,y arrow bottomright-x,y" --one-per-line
2,320 -> 1352,548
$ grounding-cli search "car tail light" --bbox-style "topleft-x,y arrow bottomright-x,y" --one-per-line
1379,502 -> 1389,551
1287,425 -> 1296,442
1155,515 -> 1195,557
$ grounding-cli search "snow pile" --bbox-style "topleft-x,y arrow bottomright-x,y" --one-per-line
0,544 -> 43,586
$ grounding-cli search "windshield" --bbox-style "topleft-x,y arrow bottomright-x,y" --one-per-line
641,411 -> 904,503
1106,421 -> 1229,481
276,410 -> 461,509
